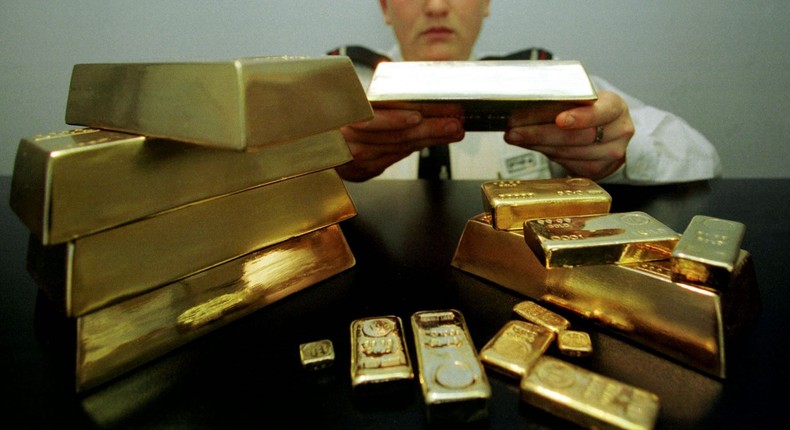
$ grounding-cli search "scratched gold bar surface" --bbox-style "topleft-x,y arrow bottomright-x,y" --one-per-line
520,356 -> 660,430
66,56 -> 372,150
366,60 -> 596,131
478,320 -> 554,379
27,168 -> 356,317
9,128 -> 352,245
350,316 -> 414,392
411,309 -> 491,424
450,213 -> 761,378
481,178 -> 611,231
671,215 -> 746,289
523,211 -> 680,268
72,224 -> 355,392
512,300 -> 571,333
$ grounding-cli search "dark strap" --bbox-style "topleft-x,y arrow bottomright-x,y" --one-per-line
418,146 -> 451,180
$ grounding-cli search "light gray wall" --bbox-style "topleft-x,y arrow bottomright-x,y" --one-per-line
2,0 -> 788,178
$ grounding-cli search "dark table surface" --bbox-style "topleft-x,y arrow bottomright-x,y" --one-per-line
2,176 -> 788,429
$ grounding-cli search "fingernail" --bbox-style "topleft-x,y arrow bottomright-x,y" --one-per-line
561,114 -> 575,128
444,121 -> 459,134
406,113 -> 421,125
507,130 -> 524,143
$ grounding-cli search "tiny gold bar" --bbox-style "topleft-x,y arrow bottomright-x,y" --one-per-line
478,320 -> 554,379
350,316 -> 414,394
523,212 -> 680,268
27,168 -> 356,317
411,309 -> 491,425
451,213 -> 761,378
671,215 -> 746,289
557,330 -> 594,357
9,128 -> 352,245
66,224 -> 356,392
366,60 -> 597,131
481,178 -> 611,231
300,339 -> 336,371
65,56 -> 373,150
520,356 -> 660,430
512,300 -> 571,333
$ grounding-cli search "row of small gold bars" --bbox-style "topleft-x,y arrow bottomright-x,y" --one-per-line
9,56 -> 374,393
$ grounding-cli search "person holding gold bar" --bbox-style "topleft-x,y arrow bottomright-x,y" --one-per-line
329,0 -> 721,184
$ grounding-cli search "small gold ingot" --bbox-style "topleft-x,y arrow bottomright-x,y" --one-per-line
523,211 -> 680,268
481,178 -> 611,231
478,320 -> 554,379
411,309 -> 491,425
512,300 -> 571,333
300,339 -> 335,371
671,215 -> 746,289
350,316 -> 414,392
557,330 -> 593,357
520,356 -> 660,430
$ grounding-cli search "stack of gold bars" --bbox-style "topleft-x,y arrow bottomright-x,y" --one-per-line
451,177 -> 761,429
9,55 -> 373,393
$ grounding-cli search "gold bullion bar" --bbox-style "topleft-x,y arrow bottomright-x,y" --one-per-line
411,309 -> 491,425
366,60 -> 596,131
450,213 -> 761,378
481,178 -> 611,231
557,330 -> 594,357
478,320 -> 554,379
350,316 -> 414,394
65,56 -> 373,150
300,339 -> 335,371
512,300 -> 571,333
671,215 -> 746,289
27,168 -> 356,317
70,224 -> 355,392
9,128 -> 352,245
523,211 -> 680,268
520,356 -> 660,430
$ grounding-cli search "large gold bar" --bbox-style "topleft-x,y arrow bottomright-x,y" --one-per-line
450,213 -> 761,378
520,356 -> 660,430
9,128 -> 352,245
671,215 -> 745,289
478,320 -> 554,379
366,60 -> 597,131
350,315 -> 414,395
481,178 -> 611,231
411,309 -> 491,425
65,56 -> 373,150
27,168 -> 356,317
523,212 -> 680,268
65,224 -> 355,392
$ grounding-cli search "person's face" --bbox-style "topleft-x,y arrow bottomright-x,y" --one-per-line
379,0 -> 490,61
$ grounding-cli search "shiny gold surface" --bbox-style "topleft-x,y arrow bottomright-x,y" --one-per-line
350,316 -> 414,392
520,356 -> 660,430
66,56 -> 373,150
671,215 -> 745,289
366,60 -> 597,131
481,178 -> 611,231
9,128 -> 352,245
450,213 -> 761,378
557,330 -> 594,357
75,224 -> 355,392
411,309 -> 491,424
523,212 -> 680,268
478,320 -> 554,379
512,300 -> 571,333
27,168 -> 356,317
300,339 -> 336,371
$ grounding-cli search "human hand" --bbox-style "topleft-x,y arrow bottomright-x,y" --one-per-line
336,106 -> 465,182
504,90 -> 634,180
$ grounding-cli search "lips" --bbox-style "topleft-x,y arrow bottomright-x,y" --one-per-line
421,26 -> 454,38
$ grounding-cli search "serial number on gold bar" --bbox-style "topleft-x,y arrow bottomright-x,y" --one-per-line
512,300 -> 571,333
521,356 -> 660,430
478,320 -> 554,379
671,215 -> 746,289
411,309 -> 491,425
481,178 -> 611,231
350,315 -> 414,391
523,211 -> 680,268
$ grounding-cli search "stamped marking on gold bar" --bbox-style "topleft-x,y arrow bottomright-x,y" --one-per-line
350,316 -> 413,391
523,211 -> 680,268
671,215 -> 745,289
557,330 -> 593,357
521,356 -> 660,430
300,339 -> 335,371
411,309 -> 491,424
479,320 -> 555,379
481,178 -> 611,231
513,300 -> 571,333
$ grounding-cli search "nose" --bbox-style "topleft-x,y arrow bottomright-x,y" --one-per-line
424,0 -> 450,17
